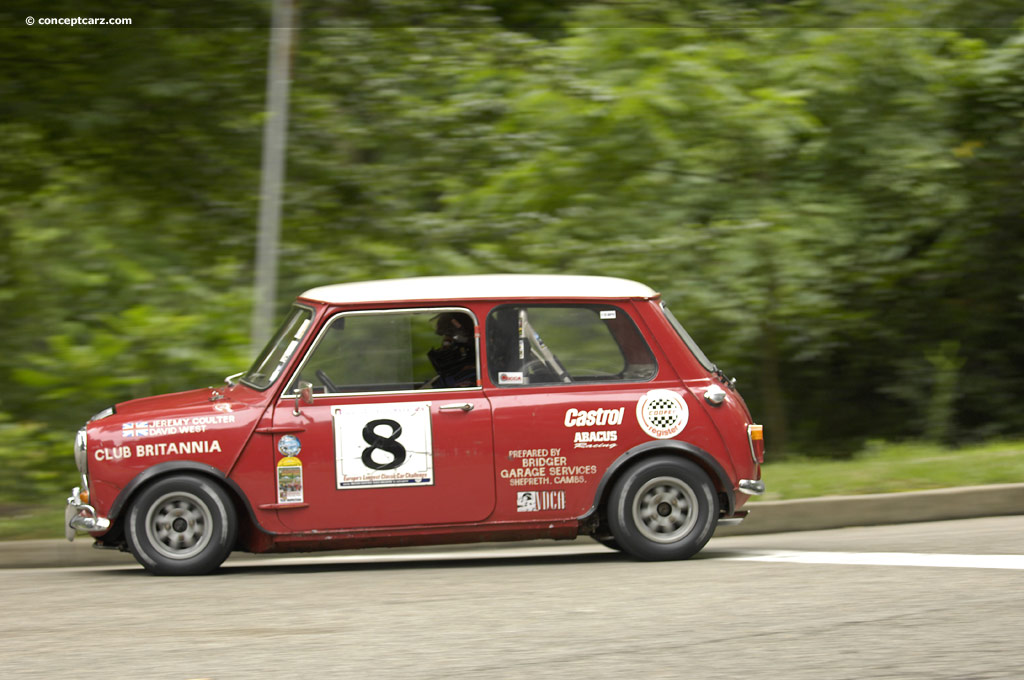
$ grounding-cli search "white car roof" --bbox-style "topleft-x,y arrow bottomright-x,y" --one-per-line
300,274 -> 658,305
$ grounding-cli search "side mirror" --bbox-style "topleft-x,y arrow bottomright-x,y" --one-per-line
293,381 -> 313,416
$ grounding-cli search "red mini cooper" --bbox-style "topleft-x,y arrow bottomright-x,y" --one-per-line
66,274 -> 765,575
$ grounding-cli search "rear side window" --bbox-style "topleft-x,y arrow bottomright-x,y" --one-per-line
486,304 -> 656,386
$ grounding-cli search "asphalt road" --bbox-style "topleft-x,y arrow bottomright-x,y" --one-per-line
2,515 -> 1022,679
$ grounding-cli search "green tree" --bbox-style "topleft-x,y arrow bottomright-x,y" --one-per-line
2,0 -> 1024,518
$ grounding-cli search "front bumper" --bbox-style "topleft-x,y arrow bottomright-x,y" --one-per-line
65,486 -> 111,541
738,479 -> 766,495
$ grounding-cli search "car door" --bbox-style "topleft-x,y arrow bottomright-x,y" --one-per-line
270,307 -> 495,531
484,303 -> 662,518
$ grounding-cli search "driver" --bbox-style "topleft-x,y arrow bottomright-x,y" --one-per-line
424,312 -> 476,388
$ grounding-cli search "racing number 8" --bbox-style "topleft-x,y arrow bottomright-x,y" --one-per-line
361,419 -> 407,470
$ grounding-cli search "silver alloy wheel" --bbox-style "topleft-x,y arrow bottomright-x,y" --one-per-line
144,491 -> 214,560
632,475 -> 700,543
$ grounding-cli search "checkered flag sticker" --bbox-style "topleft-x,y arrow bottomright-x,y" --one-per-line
636,390 -> 689,439
647,398 -> 681,428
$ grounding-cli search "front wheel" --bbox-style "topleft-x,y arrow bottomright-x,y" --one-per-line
125,475 -> 237,576
607,456 -> 719,561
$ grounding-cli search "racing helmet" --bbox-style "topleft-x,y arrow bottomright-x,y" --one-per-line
428,312 -> 474,375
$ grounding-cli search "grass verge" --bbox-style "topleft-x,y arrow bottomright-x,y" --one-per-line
754,439 -> 1024,501
0,505 -> 66,541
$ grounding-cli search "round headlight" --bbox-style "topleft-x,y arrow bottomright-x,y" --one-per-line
74,427 -> 88,475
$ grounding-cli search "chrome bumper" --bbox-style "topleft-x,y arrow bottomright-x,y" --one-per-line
738,479 -> 766,495
65,486 -> 111,541
717,512 -> 748,527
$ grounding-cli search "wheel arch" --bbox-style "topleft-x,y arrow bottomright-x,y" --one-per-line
106,462 -> 263,549
582,440 -> 736,527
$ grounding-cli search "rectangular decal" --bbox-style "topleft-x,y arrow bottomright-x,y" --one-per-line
276,461 -> 303,503
498,371 -> 524,385
332,402 -> 434,489
516,490 -> 566,512
121,415 -> 236,440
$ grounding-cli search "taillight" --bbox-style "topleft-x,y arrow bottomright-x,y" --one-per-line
747,424 -> 765,464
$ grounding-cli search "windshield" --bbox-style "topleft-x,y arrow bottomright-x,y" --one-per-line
661,302 -> 716,372
241,306 -> 314,390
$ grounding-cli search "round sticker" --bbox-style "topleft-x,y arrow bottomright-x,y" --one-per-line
636,389 -> 689,439
278,434 -> 302,457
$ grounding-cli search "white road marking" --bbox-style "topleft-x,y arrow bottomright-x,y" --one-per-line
722,550 -> 1024,570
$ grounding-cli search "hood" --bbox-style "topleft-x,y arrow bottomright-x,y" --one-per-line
89,383 -> 270,455
113,387 -> 223,418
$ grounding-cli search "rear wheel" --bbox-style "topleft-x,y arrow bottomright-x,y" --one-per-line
125,475 -> 237,576
607,456 -> 718,561
593,534 -> 622,552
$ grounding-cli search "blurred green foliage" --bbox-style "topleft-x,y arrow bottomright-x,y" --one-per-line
1,0 -> 1023,506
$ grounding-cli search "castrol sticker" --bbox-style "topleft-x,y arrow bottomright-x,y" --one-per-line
636,389 -> 689,439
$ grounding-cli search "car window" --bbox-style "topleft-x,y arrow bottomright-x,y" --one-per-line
486,304 -> 657,386
293,309 -> 478,394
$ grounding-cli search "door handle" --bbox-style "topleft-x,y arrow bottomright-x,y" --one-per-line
439,403 -> 474,413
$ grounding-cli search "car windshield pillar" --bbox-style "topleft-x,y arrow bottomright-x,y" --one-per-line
241,306 -> 314,390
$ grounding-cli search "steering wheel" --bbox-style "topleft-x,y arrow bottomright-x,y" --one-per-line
316,369 -> 340,393
521,359 -> 550,382
522,358 -> 571,384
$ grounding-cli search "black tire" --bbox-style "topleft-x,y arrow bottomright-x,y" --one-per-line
593,534 -> 623,552
607,456 -> 719,561
125,474 -> 237,576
